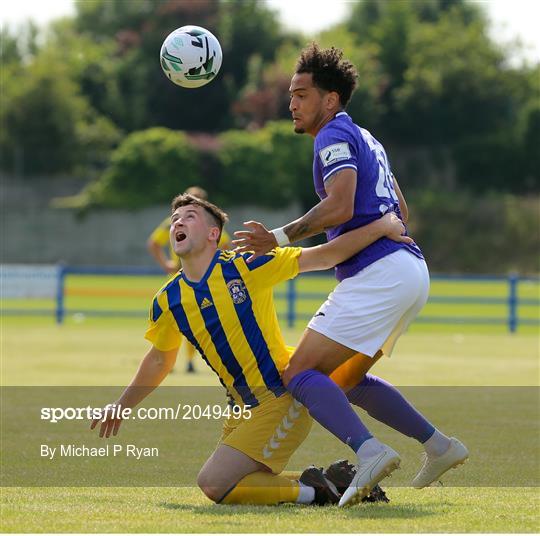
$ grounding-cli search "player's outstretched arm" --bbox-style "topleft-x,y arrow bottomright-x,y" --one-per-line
298,212 -> 413,273
233,168 -> 356,261
90,346 -> 178,438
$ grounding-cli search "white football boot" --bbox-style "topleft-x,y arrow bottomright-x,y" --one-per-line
338,444 -> 401,507
412,437 -> 469,489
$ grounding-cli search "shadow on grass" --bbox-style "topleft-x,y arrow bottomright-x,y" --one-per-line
158,501 -> 446,520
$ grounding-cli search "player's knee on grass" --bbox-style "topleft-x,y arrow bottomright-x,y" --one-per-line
198,444 -> 266,503
197,467 -> 234,503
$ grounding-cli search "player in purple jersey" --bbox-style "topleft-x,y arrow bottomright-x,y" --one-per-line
234,43 -> 468,506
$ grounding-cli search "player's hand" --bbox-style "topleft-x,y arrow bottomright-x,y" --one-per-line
232,221 -> 278,262
90,403 -> 123,438
382,212 -> 414,244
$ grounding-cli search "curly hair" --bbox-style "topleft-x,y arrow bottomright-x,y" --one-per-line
295,43 -> 358,107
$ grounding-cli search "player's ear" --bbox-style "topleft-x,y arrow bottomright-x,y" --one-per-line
326,91 -> 340,110
208,227 -> 220,243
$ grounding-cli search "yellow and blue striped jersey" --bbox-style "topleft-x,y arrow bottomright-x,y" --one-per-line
145,247 -> 302,407
150,216 -> 231,267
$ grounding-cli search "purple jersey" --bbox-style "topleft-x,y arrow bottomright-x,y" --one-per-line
314,112 -> 423,281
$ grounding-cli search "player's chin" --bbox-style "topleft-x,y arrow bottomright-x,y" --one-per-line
293,125 -> 305,134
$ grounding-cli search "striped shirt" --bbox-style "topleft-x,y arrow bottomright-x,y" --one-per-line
145,247 -> 302,407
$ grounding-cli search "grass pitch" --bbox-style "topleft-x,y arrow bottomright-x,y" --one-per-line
2,487 -> 538,533
1,312 -> 539,532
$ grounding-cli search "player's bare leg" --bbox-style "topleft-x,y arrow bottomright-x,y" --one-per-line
283,329 -> 374,380
197,445 -> 338,505
197,444 -> 267,503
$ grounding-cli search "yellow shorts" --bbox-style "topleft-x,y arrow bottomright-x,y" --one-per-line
220,393 -> 312,474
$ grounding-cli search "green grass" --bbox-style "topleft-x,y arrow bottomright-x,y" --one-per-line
1,317 -> 537,386
2,487 -> 538,533
1,312 -> 539,532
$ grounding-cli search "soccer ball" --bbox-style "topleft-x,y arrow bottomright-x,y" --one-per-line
160,25 -> 222,89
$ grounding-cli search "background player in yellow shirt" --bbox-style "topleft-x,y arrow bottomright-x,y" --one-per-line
93,194 -> 410,506
146,186 -> 231,373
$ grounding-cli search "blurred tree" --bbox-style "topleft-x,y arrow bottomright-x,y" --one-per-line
216,128 -> 278,204
218,121 -> 315,208
81,127 -> 200,208
409,190 -> 540,273
231,27 -> 383,130
348,0 -> 481,34
346,0 -> 483,119
0,27 -> 23,66
394,11 -> 516,143
0,21 -> 40,65
231,56 -> 296,129
1,48 -> 119,176
3,0 -> 538,198
519,99 -> 540,191
317,27 -> 384,131
343,0 -> 538,193
71,0 -> 289,132
346,0 -> 491,142
264,121 -> 317,211
43,19 -> 125,133
454,92 -> 539,194
76,121 -> 313,210
215,123 -> 312,208
218,0 -> 285,90
74,0 -> 226,131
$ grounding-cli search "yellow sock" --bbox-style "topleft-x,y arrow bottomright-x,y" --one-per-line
220,471 -> 300,505
280,470 -> 302,480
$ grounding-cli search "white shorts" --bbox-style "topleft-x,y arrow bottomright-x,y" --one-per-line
308,249 -> 430,357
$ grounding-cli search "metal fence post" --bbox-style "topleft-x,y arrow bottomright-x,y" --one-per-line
55,265 -> 66,325
287,278 -> 296,328
508,273 -> 518,333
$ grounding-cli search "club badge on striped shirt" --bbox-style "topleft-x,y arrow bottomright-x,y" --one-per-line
227,279 -> 247,304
